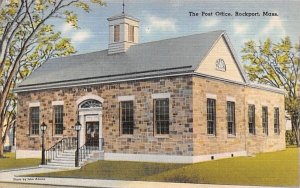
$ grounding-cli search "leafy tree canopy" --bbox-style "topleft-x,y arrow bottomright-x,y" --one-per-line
0,0 -> 105,156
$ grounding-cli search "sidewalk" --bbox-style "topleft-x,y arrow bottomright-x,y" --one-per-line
0,167 -> 276,188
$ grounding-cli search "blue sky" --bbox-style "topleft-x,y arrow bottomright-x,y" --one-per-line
57,0 -> 300,58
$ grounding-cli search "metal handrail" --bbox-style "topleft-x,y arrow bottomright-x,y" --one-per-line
45,137 -> 77,164
76,138 -> 104,165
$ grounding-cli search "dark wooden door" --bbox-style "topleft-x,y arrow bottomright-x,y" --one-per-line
86,121 -> 99,147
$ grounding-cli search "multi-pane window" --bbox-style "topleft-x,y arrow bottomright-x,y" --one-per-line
155,99 -> 169,134
114,25 -> 120,42
248,105 -> 255,134
30,107 -> 39,135
274,107 -> 280,134
207,98 -> 216,135
227,101 -> 235,135
121,101 -> 134,134
262,106 -> 268,135
128,25 -> 134,42
54,105 -> 63,135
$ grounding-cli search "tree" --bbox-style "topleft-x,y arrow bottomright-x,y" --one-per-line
242,37 -> 300,146
0,0 -> 105,157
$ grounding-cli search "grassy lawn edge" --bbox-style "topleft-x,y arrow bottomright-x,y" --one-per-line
0,152 -> 40,170
29,148 -> 299,187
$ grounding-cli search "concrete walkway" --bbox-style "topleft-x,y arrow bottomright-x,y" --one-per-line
0,166 -> 276,188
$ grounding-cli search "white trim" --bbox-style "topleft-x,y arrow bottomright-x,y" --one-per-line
117,95 -> 135,102
226,96 -> 235,102
85,115 -> 99,122
76,94 -> 104,105
105,153 -> 193,163
151,93 -> 170,99
14,71 -> 284,94
206,93 -> 217,99
104,150 -> 247,163
52,101 -> 64,106
78,108 -> 103,148
28,102 -> 40,107
247,100 -> 255,104
16,150 -> 41,159
192,150 -> 247,162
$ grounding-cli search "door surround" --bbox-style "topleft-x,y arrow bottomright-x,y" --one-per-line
76,95 -> 104,149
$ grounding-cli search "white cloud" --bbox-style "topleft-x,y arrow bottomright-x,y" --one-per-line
233,22 -> 249,34
145,16 -> 177,33
72,30 -> 91,42
260,16 -> 286,37
203,18 -> 219,28
62,23 -> 73,33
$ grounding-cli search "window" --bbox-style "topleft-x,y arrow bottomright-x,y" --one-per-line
207,98 -> 216,135
30,107 -> 39,135
248,105 -> 255,134
274,107 -> 280,134
227,101 -> 235,135
114,25 -> 120,42
120,101 -> 134,135
80,99 -> 101,109
154,99 -> 169,134
54,105 -> 63,135
262,106 -> 268,135
128,25 -> 134,42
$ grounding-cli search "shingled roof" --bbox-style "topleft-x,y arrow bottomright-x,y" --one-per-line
16,30 -> 231,91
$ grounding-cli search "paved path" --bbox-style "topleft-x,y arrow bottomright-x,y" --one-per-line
0,166 -> 276,188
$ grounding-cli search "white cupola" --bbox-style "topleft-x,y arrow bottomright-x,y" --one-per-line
107,13 -> 139,55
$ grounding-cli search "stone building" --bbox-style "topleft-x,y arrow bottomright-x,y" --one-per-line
14,13 -> 285,164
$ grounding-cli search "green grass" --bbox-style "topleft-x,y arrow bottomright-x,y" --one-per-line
31,148 -> 299,186
0,152 -> 40,170
33,161 -> 185,180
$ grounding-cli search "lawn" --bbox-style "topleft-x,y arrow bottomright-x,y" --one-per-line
0,152 -> 40,170
31,148 -> 299,187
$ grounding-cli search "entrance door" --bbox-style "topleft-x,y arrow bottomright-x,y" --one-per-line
85,121 -> 99,147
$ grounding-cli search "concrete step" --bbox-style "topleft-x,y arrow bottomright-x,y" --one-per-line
63,149 -> 76,153
46,150 -> 104,168
59,152 -> 76,156
46,161 -> 85,167
39,164 -> 80,170
51,159 -> 75,164
56,155 -> 75,160
46,163 -> 76,167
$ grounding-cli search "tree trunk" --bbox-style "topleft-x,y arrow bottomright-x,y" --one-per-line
291,115 -> 300,147
0,121 -> 3,157
298,129 -> 300,147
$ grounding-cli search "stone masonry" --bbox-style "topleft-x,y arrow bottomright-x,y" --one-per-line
16,75 -> 285,159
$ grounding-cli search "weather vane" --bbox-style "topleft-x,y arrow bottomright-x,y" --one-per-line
122,0 -> 125,14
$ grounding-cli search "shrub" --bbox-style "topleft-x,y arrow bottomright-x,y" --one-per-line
286,130 -> 297,146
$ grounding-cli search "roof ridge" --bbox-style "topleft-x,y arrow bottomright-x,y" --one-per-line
48,49 -> 108,62
132,30 -> 225,48
47,30 -> 225,61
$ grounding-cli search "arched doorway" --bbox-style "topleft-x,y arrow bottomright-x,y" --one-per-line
76,95 -> 104,150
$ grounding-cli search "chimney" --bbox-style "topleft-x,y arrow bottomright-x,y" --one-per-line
107,13 -> 139,55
